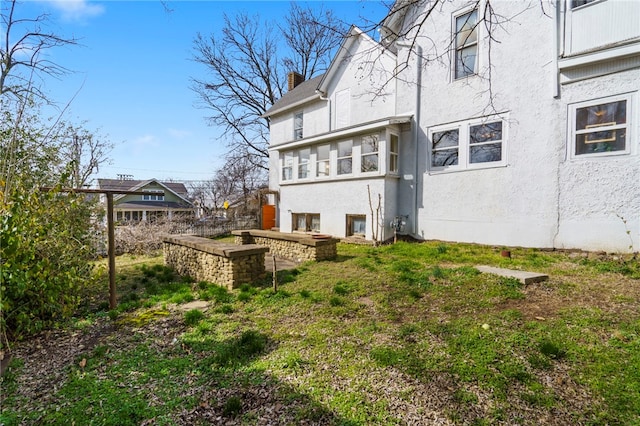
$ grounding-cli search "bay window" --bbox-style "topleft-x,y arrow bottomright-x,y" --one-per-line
337,140 -> 353,175
316,144 -> 330,177
298,148 -> 310,179
389,134 -> 399,173
361,134 -> 379,172
282,151 -> 293,181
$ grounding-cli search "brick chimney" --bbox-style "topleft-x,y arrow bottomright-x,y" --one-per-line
287,72 -> 304,92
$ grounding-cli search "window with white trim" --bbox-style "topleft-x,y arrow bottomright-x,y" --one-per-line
454,9 -> 478,79
571,94 -> 630,157
430,115 -> 506,171
571,0 -> 597,8
143,192 -> 164,201
389,134 -> 399,173
298,148 -> 310,179
316,143 -> 330,177
294,111 -> 304,140
282,151 -> 293,181
337,140 -> 353,175
361,134 -> 379,172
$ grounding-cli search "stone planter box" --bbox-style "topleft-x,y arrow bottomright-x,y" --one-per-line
232,229 -> 338,263
163,235 -> 269,289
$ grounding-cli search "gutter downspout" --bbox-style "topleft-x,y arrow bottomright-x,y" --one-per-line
552,1 -> 564,248
413,45 -> 422,236
395,42 -> 423,237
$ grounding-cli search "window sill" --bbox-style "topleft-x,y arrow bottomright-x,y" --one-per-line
570,150 -> 630,161
428,162 -> 508,175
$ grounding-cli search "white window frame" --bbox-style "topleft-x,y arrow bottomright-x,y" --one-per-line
298,148 -> 311,179
429,114 -> 507,173
571,0 -> 599,9
453,7 -> 479,80
569,93 -> 632,159
282,151 -> 294,181
361,134 -> 379,173
143,191 -> 164,201
294,111 -> 304,140
337,140 -> 353,175
316,143 -> 331,178
389,133 -> 399,174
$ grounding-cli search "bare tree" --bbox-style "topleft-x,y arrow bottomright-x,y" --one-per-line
191,5 -> 347,171
0,0 -> 79,103
281,3 -> 345,78
56,123 -> 114,188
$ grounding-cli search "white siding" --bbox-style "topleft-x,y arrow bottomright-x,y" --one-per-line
565,0 -> 640,55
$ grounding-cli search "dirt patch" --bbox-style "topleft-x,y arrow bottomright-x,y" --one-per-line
503,272 -> 640,321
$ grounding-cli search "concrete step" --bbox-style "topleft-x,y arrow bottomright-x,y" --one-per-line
475,265 -> 549,285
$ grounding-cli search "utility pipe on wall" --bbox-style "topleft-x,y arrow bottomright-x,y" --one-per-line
396,42 -> 423,236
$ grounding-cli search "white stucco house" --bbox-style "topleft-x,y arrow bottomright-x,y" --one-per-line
264,0 -> 640,253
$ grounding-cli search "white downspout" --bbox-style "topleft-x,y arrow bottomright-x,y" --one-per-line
397,42 -> 424,236
413,45 -> 422,236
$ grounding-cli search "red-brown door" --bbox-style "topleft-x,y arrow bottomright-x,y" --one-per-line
262,204 -> 276,230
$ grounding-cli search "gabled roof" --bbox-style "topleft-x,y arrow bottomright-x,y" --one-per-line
263,74 -> 325,118
263,26 -> 395,119
379,0 -> 412,47
97,178 -> 192,205
317,26 -> 396,94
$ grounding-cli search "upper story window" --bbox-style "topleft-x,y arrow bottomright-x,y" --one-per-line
571,0 -> 597,8
570,94 -> 630,158
389,134 -> 399,173
454,9 -> 478,79
282,151 -> 293,181
337,140 -> 353,175
294,112 -> 304,140
361,134 -> 379,172
430,115 -> 506,171
298,148 -> 310,179
316,144 -> 330,177
143,192 -> 164,201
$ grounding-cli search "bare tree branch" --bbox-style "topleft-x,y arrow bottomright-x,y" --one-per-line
191,5 -> 347,171
1,0 -> 79,104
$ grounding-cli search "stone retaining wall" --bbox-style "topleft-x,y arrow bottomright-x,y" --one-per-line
232,230 -> 338,263
163,235 -> 269,289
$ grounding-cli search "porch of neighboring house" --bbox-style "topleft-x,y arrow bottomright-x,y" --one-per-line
112,202 -> 195,223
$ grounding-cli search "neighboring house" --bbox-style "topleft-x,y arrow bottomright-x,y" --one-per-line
265,0 -> 640,253
98,178 -> 195,223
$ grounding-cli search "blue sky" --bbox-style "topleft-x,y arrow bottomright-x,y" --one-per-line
19,0 -> 390,183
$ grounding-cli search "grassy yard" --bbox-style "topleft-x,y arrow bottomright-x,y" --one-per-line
1,241 -> 639,425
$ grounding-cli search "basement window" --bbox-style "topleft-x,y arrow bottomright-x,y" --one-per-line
293,213 -> 320,232
346,214 -> 366,237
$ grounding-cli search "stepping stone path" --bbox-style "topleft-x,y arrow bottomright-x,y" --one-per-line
475,265 -> 549,285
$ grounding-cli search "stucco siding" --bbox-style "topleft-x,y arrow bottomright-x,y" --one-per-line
403,0 -> 561,248
556,69 -> 640,252
278,179 -> 388,240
